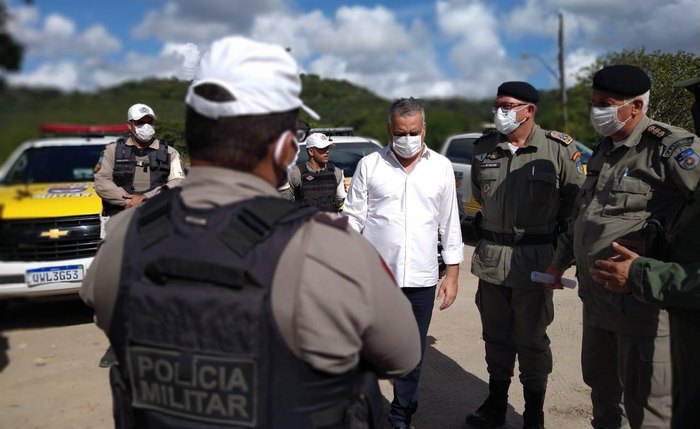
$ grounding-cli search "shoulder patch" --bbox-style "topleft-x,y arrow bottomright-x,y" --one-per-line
662,137 -> 694,158
94,149 -> 105,173
312,212 -> 349,230
644,124 -> 671,140
674,148 -> 700,170
545,130 -> 573,146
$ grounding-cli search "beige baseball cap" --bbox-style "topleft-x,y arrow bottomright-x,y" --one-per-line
305,133 -> 334,149
127,103 -> 156,121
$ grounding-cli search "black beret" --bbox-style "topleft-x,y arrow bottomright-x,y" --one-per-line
497,81 -> 539,104
592,65 -> 651,96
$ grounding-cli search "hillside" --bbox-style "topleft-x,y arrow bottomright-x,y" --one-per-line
0,75 -> 571,163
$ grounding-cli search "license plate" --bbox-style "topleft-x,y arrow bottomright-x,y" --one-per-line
26,265 -> 84,287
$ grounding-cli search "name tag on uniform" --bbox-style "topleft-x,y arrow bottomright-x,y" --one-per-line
480,162 -> 500,169
128,346 -> 257,426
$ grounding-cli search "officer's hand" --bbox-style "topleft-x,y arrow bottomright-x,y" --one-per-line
544,264 -> 566,290
437,271 -> 458,310
591,242 -> 637,293
124,193 -> 146,209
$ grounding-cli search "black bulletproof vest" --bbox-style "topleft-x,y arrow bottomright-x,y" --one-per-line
106,189 -> 378,429
105,138 -> 171,215
294,163 -> 339,212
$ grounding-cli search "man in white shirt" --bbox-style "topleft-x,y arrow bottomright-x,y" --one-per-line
344,97 -> 464,429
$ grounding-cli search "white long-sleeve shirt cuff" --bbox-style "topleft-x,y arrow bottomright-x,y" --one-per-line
442,249 -> 464,265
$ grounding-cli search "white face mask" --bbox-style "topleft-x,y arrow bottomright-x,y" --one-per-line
493,106 -> 527,135
134,123 -> 155,142
273,131 -> 300,186
392,134 -> 423,158
590,100 -> 633,137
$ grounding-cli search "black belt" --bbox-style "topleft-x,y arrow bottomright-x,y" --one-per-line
481,230 -> 553,246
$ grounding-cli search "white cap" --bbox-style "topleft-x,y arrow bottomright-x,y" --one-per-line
185,36 -> 320,121
127,103 -> 156,121
305,133 -> 334,149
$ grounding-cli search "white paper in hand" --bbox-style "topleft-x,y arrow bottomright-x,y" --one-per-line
530,271 -> 577,289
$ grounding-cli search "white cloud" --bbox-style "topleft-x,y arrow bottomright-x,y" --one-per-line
505,0 -> 699,55
131,0 -> 290,43
78,25 -> 122,57
435,1 -> 515,98
250,6 -> 446,99
4,0 -> 698,100
564,48 -> 597,86
44,14 -> 75,38
6,6 -> 121,59
7,61 -> 80,91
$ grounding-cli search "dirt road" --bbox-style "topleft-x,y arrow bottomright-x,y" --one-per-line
0,244 -> 591,429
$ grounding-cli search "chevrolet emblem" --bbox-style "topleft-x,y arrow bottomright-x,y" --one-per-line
40,229 -> 69,239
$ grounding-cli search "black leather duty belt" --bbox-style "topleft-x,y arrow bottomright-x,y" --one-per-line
481,230 -> 553,246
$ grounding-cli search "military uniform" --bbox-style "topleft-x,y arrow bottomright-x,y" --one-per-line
552,116 -> 700,428
94,136 -> 185,216
471,124 -> 584,392
281,161 -> 345,211
626,172 -> 700,428
81,166 -> 421,427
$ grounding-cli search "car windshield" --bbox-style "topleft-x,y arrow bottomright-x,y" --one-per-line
298,141 -> 381,177
444,137 -> 479,164
2,145 -> 105,184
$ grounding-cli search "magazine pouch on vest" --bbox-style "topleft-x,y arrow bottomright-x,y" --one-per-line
295,163 -> 339,212
106,138 -> 171,215
107,188 -> 381,429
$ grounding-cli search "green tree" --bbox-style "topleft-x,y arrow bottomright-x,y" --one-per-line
569,49 -> 700,144
0,0 -> 31,78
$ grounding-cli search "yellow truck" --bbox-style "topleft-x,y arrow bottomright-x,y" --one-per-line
0,124 -> 127,299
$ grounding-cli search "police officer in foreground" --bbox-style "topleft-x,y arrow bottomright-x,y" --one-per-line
281,132 -> 346,211
94,103 -> 186,219
80,35 -> 421,429
467,82 -> 584,429
546,65 -> 700,429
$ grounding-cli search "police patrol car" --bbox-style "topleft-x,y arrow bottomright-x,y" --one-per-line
0,124 -> 128,299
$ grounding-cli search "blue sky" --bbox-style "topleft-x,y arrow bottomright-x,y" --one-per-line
5,0 -> 699,100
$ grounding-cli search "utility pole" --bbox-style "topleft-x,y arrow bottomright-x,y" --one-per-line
558,11 -> 567,131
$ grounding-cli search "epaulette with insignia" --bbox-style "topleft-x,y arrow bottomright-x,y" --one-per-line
644,124 -> 671,141
545,130 -> 573,146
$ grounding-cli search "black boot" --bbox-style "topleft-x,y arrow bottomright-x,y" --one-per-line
465,378 -> 510,428
522,387 -> 546,429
